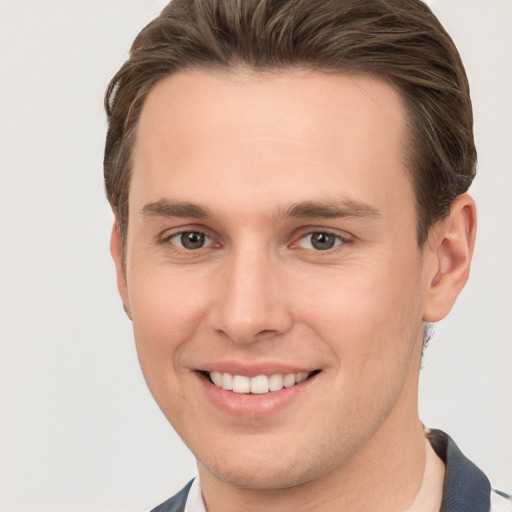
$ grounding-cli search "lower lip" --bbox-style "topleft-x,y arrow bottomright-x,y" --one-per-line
197,372 -> 318,419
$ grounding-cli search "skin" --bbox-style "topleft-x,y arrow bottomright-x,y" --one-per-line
111,69 -> 476,512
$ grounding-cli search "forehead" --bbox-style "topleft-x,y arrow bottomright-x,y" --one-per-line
130,68 -> 413,222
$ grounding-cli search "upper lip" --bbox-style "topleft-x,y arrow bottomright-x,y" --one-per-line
197,361 -> 319,377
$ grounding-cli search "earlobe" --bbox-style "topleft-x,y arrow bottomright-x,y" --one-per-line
110,221 -> 132,320
423,194 -> 477,322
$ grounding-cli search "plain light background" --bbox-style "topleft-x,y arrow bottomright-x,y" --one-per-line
0,1 -> 510,511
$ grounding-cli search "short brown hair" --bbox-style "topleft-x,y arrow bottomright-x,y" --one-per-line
104,0 -> 476,251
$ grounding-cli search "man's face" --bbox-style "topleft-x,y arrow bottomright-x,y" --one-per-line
115,69 -> 438,489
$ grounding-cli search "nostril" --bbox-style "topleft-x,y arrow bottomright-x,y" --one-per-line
255,329 -> 279,338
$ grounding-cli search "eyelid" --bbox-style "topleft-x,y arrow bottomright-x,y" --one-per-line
291,228 -> 352,251
158,225 -> 352,252
160,227 -> 219,250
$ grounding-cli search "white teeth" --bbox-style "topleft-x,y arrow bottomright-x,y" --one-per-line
250,375 -> 269,394
232,375 -> 250,394
221,372 -> 233,391
208,371 -> 312,394
283,373 -> 296,388
295,372 -> 308,383
211,371 -> 223,387
269,374 -> 284,392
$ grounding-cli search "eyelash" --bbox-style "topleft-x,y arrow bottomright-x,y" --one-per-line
162,230 -> 217,251
161,229 -> 350,254
294,231 -> 347,251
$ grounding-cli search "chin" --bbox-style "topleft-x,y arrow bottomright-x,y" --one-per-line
203,459 -> 311,490
196,438 -> 347,491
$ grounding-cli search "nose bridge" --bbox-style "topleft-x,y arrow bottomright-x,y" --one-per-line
210,240 -> 292,343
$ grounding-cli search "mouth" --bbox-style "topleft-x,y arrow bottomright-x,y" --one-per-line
202,370 -> 320,395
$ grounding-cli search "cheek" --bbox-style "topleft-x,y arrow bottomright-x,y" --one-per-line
127,270 -> 209,372
294,258 -> 424,364
300,265 -> 424,423
126,271 -> 211,426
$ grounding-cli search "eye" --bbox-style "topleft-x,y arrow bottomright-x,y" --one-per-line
167,231 -> 213,250
297,232 -> 343,251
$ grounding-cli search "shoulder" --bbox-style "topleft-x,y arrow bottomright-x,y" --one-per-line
149,480 -> 193,512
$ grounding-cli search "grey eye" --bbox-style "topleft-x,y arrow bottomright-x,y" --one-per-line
298,232 -> 342,251
180,232 -> 205,249
167,231 -> 208,250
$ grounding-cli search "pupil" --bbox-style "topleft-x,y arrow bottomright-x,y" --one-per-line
311,232 -> 335,250
181,232 -> 205,249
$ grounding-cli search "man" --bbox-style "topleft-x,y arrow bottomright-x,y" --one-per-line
104,1 -> 510,511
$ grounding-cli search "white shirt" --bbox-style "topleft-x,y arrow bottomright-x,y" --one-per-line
184,477 -> 206,512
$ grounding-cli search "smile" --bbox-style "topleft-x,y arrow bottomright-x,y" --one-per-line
208,371 -> 314,394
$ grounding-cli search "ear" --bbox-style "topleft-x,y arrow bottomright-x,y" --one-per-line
110,221 -> 132,320
422,193 -> 477,322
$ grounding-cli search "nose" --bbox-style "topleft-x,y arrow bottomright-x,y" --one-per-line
208,247 -> 294,344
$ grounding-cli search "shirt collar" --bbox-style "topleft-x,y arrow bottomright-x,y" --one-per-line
184,477 -> 206,512
428,429 -> 491,512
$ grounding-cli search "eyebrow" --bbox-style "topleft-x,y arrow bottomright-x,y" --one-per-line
140,198 -> 380,221
282,200 -> 380,220
141,200 -> 211,219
